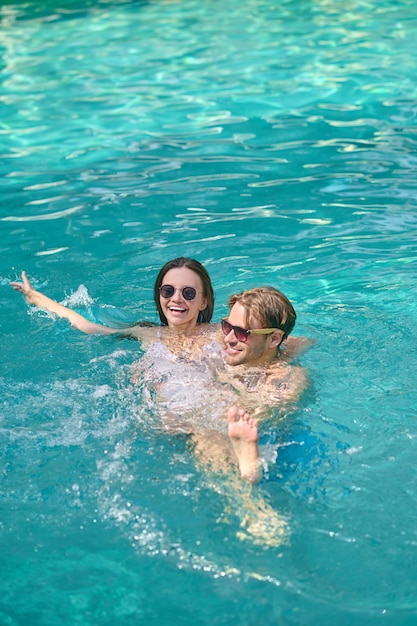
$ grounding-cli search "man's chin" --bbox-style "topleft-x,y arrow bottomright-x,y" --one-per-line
225,353 -> 243,366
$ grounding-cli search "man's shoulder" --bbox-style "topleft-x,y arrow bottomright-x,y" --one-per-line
266,358 -> 296,375
261,360 -> 308,405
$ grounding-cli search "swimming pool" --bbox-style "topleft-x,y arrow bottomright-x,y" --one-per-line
1,0 -> 417,623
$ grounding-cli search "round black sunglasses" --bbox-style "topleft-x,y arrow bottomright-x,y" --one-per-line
159,284 -> 199,301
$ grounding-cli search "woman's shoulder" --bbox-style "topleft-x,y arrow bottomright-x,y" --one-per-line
118,322 -> 161,343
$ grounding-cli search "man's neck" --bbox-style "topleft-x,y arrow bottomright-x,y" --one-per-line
240,348 -> 282,370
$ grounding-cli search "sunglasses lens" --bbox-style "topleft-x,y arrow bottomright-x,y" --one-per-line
160,285 -> 175,298
235,328 -> 248,342
182,287 -> 197,301
221,320 -> 248,342
221,320 -> 231,335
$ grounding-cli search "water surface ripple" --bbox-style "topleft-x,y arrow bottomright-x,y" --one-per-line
1,1 -> 417,625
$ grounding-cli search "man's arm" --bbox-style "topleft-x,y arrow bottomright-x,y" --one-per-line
284,335 -> 316,361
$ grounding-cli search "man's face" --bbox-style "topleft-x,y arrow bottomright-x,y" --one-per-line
223,302 -> 279,367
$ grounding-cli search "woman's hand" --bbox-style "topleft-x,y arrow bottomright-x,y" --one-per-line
10,271 -> 38,304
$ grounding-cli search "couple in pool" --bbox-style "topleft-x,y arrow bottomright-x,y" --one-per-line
11,257 -> 308,485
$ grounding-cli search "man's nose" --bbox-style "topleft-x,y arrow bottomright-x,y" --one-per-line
225,329 -> 237,342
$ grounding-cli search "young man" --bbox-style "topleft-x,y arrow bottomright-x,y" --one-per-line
196,287 -> 308,484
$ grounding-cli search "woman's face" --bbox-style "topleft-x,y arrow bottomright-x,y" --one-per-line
159,267 -> 207,331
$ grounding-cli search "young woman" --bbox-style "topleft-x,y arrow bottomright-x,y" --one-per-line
10,257 -> 215,342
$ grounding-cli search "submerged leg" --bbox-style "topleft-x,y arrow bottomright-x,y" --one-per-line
191,409 -> 289,546
227,406 -> 262,485
191,429 -> 235,476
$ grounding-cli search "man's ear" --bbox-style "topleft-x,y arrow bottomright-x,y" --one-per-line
270,331 -> 284,349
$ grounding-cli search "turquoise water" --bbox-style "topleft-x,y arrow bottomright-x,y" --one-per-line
1,0 -> 417,623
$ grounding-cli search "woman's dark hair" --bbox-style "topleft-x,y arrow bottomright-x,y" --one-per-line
153,257 -> 214,325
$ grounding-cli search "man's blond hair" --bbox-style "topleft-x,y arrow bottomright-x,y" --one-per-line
228,287 -> 296,339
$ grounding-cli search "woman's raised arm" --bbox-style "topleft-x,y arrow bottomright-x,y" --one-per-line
10,271 -> 119,336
